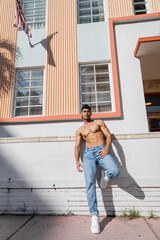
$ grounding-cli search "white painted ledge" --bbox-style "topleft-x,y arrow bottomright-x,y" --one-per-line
0,178 -> 160,188
0,132 -> 160,144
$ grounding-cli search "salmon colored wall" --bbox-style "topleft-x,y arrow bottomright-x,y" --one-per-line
0,0 -> 17,118
150,0 -> 160,13
106,0 -> 160,18
45,0 -> 79,116
106,0 -> 134,18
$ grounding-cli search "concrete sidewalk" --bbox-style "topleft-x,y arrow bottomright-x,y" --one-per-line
0,215 -> 160,240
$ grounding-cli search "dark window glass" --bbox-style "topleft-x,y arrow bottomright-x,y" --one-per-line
149,119 -> 160,132
145,95 -> 160,113
15,108 -> 28,117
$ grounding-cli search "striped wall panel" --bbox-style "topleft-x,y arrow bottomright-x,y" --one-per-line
45,0 -> 79,116
0,0 -> 17,119
106,0 -> 134,18
0,188 -> 160,216
149,0 -> 160,12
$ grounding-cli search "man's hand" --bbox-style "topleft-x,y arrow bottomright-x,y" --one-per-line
76,162 -> 83,172
99,148 -> 109,158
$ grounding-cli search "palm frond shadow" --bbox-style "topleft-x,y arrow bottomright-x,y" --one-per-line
0,40 -> 21,93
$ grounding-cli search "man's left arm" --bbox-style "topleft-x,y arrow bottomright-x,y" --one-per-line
98,120 -> 112,158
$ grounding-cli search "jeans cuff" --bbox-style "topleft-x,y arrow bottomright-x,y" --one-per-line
91,211 -> 98,217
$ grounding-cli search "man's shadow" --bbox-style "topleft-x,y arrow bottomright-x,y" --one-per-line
80,136 -> 145,232
97,135 -> 145,231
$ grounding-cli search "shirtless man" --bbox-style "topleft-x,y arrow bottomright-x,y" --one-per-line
74,104 -> 120,234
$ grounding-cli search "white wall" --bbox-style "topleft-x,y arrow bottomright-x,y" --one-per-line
16,29 -> 46,68
77,22 -> 111,63
0,135 -> 160,188
113,19 -> 160,133
0,134 -> 160,216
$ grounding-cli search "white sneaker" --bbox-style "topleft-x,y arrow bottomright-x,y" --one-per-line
91,215 -> 100,234
100,169 -> 110,189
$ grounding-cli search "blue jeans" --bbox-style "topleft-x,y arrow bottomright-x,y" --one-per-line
83,145 -> 120,216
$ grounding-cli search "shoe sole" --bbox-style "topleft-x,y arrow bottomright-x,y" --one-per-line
91,228 -> 100,234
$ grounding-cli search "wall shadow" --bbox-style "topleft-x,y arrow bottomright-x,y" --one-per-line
0,127 -> 45,215
31,32 -> 58,67
0,125 -> 71,229
0,40 -> 21,93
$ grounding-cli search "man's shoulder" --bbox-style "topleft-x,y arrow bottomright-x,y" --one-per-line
76,125 -> 84,134
94,119 -> 104,125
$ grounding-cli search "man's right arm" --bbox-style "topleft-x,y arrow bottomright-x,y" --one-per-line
74,129 -> 83,172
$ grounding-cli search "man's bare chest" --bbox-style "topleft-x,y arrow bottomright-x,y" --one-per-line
81,124 -> 100,139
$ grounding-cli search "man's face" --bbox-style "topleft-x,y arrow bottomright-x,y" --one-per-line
81,108 -> 92,121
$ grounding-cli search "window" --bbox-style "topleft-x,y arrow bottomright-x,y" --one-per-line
14,69 -> 44,117
22,0 -> 46,30
77,0 -> 105,24
145,94 -> 160,132
80,63 -> 115,113
133,0 -> 148,15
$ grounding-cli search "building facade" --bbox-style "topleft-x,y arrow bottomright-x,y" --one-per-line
0,0 -> 160,216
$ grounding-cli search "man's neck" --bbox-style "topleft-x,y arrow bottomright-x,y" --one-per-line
83,119 -> 93,124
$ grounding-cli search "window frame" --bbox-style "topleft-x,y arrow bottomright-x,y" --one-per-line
21,0 -> 46,30
13,67 -> 45,118
132,0 -> 150,15
79,62 -> 115,113
77,0 -> 107,24
145,93 -> 160,132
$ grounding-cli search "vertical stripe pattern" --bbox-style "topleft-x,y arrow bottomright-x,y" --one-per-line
0,0 -> 17,119
106,0 -> 134,18
45,0 -> 79,116
149,0 -> 160,12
